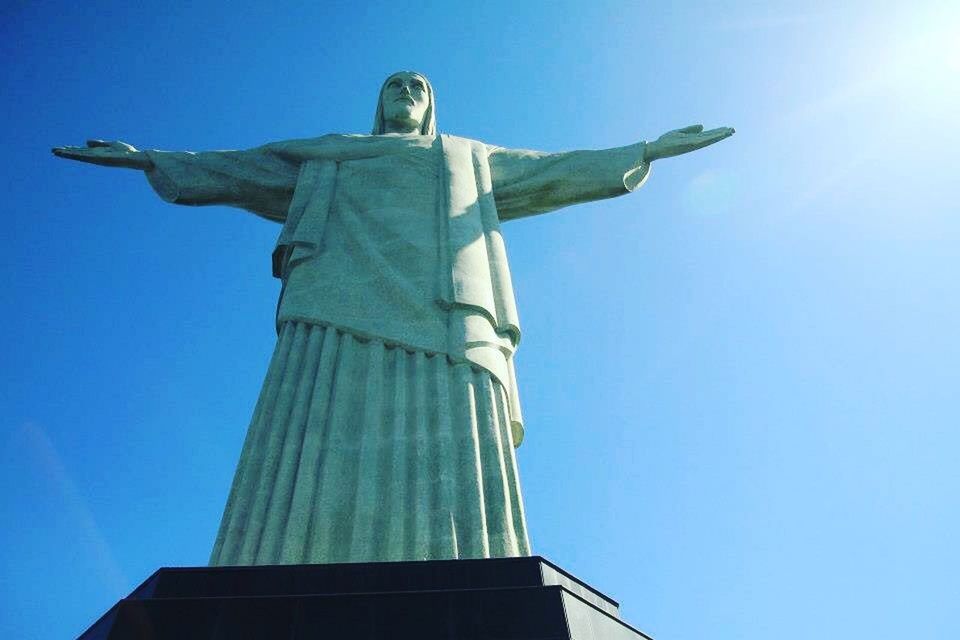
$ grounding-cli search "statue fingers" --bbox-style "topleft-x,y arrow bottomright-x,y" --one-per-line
685,128 -> 735,150
52,145 -> 96,159
702,126 -> 735,138
675,124 -> 704,134
52,144 -> 125,165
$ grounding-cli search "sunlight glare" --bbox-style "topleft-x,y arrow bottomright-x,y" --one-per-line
881,19 -> 959,107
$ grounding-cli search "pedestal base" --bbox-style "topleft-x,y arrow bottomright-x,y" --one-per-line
79,556 -> 652,640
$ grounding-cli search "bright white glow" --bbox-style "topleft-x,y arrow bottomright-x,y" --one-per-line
882,25 -> 960,102
780,9 -> 959,130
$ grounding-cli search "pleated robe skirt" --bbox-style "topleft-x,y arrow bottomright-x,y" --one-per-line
210,321 -> 531,565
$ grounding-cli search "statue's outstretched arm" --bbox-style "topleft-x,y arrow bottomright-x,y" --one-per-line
52,140 -> 153,170
53,139 -> 299,222
489,124 -> 734,221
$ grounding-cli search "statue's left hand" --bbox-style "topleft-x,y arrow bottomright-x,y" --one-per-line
644,125 -> 735,162
52,139 -> 153,170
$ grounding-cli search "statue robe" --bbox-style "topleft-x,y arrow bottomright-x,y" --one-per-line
144,134 -> 649,564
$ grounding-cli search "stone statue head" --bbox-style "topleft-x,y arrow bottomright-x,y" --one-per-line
372,71 -> 436,136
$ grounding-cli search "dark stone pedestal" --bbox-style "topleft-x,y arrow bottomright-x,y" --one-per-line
78,556 -> 652,640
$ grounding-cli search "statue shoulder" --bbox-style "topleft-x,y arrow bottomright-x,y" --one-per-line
439,134 -> 495,160
440,133 -> 485,146
267,133 -> 348,148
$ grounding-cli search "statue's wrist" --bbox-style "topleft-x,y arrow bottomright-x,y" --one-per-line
133,150 -> 154,171
643,140 -> 659,163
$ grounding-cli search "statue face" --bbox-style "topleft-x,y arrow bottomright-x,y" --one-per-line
380,72 -> 430,132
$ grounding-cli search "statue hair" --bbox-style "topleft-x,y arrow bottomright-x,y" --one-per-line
371,71 -> 437,136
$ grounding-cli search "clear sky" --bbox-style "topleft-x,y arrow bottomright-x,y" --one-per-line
2,1 -> 958,638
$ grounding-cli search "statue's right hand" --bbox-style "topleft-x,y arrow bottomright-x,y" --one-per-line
52,139 -> 153,170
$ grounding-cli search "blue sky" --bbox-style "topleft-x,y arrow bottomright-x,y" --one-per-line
2,1 -> 958,638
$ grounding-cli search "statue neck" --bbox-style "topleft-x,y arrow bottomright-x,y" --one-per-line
383,118 -> 421,135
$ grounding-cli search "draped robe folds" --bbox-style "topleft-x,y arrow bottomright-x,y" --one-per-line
144,133 -> 650,564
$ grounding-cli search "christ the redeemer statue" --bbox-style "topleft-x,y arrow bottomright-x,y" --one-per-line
54,71 -> 734,566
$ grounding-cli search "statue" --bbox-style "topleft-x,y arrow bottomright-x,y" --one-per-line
53,71 -> 734,567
